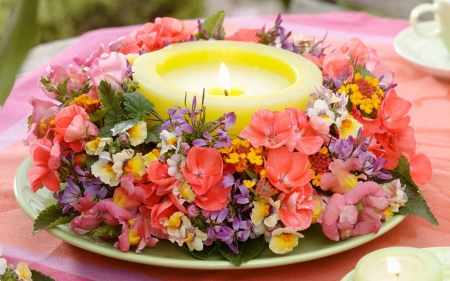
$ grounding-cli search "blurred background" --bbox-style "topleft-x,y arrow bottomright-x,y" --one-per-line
0,0 -> 432,45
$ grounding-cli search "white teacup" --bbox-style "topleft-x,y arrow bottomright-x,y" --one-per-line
410,0 -> 450,53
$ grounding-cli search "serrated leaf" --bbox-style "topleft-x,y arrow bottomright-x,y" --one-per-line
33,204 -> 74,234
184,243 -> 217,260
123,91 -> 153,120
98,81 -> 124,125
145,124 -> 161,144
199,10 -> 226,39
218,236 -> 265,266
30,269 -> 56,281
392,157 -> 439,226
111,119 -> 137,136
90,223 -> 120,240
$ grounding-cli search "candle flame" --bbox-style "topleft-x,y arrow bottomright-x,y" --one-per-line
219,62 -> 231,95
387,257 -> 401,276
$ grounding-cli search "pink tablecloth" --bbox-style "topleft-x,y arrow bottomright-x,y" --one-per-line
1,12 -> 449,281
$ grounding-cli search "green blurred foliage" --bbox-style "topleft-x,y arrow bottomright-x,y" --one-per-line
1,0 -> 204,44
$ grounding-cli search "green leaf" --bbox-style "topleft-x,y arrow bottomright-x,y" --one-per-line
98,124 -> 114,138
353,64 -> 374,78
89,107 -> 108,122
184,243 -> 217,260
90,223 -> 120,240
392,157 -> 439,226
145,124 -> 161,144
111,119 -> 137,135
197,10 -> 226,39
30,269 -> 56,281
244,169 -> 258,180
218,236 -> 266,266
33,204 -> 75,234
123,91 -> 153,120
98,81 -> 124,125
0,0 -> 38,106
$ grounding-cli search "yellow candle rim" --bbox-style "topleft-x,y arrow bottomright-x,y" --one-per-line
132,40 -> 322,102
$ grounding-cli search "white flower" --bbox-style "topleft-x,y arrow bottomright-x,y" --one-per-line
183,228 -> 208,251
159,130 -> 181,157
126,120 -> 147,146
164,212 -> 192,239
335,111 -> 362,139
91,152 -> 120,186
250,198 -> 280,228
167,153 -> 186,180
112,149 -> 146,180
15,262 -> 32,281
306,99 -> 336,126
0,247 -> 7,275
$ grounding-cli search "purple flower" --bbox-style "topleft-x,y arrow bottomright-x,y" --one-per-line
215,218 -> 252,254
75,166 -> 108,198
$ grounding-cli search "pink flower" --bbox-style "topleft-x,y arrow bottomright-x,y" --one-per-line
226,28 -> 261,43
115,214 -> 159,253
286,108 -> 328,155
74,44 -> 110,68
322,49 -> 353,79
182,146 -> 223,196
23,97 -> 59,145
86,52 -> 128,92
365,47 -> 394,85
320,158 -> 365,194
151,199 -> 179,235
318,181 -> 388,241
239,109 -> 295,150
278,184 -> 316,230
53,105 -> 98,152
339,38 -> 370,66
28,139 -> 61,192
265,146 -> 312,193
40,64 -> 88,99
118,17 -> 197,54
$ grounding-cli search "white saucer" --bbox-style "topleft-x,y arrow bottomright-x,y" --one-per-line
394,21 -> 450,81
340,247 -> 450,281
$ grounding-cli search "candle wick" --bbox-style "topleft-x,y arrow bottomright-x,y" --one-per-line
224,89 -> 228,96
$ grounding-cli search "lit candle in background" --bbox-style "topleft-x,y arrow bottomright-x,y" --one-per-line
132,40 -> 322,135
353,247 -> 443,281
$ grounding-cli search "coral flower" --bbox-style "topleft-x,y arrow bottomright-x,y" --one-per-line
195,181 -> 232,211
23,97 -> 59,145
278,184 -> 316,230
265,146 -> 312,193
378,89 -> 411,133
409,153 -> 433,186
239,109 -> 295,150
53,105 -> 98,152
28,139 -> 61,192
182,146 -> 223,196
226,28 -> 261,42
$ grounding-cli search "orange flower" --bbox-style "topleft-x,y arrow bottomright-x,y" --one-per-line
264,146 -> 312,193
182,146 -> 223,196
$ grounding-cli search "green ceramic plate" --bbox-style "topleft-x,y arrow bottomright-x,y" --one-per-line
14,157 -> 405,269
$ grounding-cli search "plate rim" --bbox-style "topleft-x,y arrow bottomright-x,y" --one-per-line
393,20 -> 450,75
14,157 -> 406,270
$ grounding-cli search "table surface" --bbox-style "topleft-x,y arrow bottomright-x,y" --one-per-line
1,12 -> 449,281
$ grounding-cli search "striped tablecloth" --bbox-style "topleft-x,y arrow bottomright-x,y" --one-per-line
1,12 -> 449,281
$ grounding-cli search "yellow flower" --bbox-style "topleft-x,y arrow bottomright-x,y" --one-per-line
15,262 -> 32,281
243,180 -> 256,189
225,152 -> 240,164
85,137 -> 113,155
143,148 -> 160,167
247,148 -> 263,165
179,180 -> 196,202
164,212 -> 191,238
269,227 -> 303,254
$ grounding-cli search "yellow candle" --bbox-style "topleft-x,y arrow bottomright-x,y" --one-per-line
354,247 -> 443,281
132,40 -> 322,135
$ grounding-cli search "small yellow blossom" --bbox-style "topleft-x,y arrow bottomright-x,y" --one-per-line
68,94 -> 100,113
15,262 -> 32,281
243,180 -> 256,189
247,148 -> 263,165
143,149 -> 160,167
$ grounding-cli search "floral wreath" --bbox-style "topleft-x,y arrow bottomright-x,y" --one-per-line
23,11 -> 437,267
